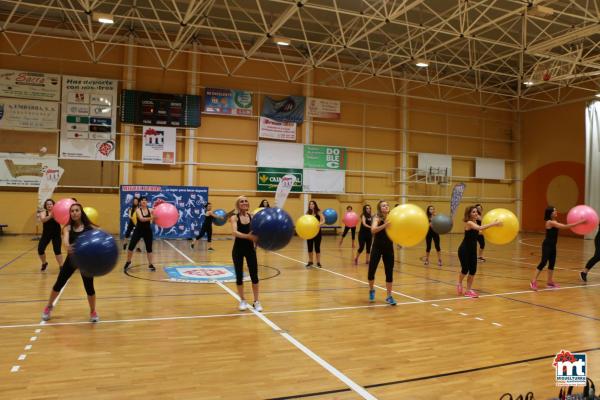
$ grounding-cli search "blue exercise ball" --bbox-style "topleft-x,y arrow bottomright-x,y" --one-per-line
431,214 -> 453,235
250,207 -> 294,251
72,229 -> 119,277
213,209 -> 228,226
323,208 -> 338,225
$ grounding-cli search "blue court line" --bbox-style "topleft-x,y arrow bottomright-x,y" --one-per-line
0,245 -> 35,272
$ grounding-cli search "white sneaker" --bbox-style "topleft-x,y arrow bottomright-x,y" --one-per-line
253,301 -> 263,312
238,300 -> 248,311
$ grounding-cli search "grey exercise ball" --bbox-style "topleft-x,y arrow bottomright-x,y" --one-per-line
431,214 -> 453,234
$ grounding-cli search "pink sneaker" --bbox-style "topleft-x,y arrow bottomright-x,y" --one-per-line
529,281 -> 538,291
41,306 -> 52,321
464,290 -> 479,298
456,284 -> 463,295
547,281 -> 560,289
89,311 -> 99,323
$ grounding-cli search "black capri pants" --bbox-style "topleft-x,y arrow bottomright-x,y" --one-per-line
307,231 -> 322,253
425,228 -> 441,252
585,233 -> 600,270
128,229 -> 153,253
367,247 -> 394,283
357,231 -> 372,255
52,256 -> 95,296
195,222 -> 212,243
477,234 -> 485,249
124,221 -> 135,239
232,246 -> 258,285
458,244 -> 477,275
537,242 -> 557,271
38,233 -> 61,256
342,226 -> 356,240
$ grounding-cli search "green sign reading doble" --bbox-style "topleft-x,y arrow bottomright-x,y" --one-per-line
303,145 -> 346,170
257,168 -> 303,192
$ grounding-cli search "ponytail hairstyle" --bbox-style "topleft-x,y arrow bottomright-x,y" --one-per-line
225,196 -> 248,220
544,206 -> 555,221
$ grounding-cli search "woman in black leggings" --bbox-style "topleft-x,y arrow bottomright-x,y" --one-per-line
191,202 -> 219,251
530,206 -> 585,290
306,200 -> 324,268
367,200 -> 396,305
230,196 -> 261,312
123,196 -> 155,272
41,203 -> 99,322
37,199 -> 63,271
354,204 -> 372,265
424,205 -> 442,266
457,205 -> 501,298
339,205 -> 356,248
581,224 -> 600,282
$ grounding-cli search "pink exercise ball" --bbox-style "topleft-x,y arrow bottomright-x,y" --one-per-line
342,211 -> 359,228
567,205 -> 599,235
53,198 -> 76,225
153,203 -> 179,228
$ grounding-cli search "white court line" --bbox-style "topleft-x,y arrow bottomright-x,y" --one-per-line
165,240 -> 378,400
272,251 -> 425,302
475,317 -> 484,321
10,366 -> 20,373
24,345 -> 32,351
459,312 -> 468,316
18,354 -> 26,361
492,322 -> 502,327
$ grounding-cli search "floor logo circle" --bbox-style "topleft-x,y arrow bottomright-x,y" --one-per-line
164,265 -> 247,283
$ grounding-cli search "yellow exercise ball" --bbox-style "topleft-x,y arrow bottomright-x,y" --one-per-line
83,206 -> 99,225
296,215 -> 320,240
385,204 -> 429,247
252,207 -> 264,216
482,208 -> 519,245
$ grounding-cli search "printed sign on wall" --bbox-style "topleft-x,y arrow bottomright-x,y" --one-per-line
303,145 -> 347,170
0,69 -> 61,101
204,88 -> 252,116
142,126 -> 177,165
258,117 -> 297,141
0,153 -> 59,187
0,97 -> 59,130
120,185 -> 209,239
60,76 -> 118,160
257,167 -> 303,192
306,98 -> 340,119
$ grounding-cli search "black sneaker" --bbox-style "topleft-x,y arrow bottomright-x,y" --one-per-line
306,262 -> 313,268
148,264 -> 156,271
316,262 -> 322,268
208,247 -> 214,251
580,271 -> 588,282
136,248 -> 142,253
123,261 -> 131,272
40,262 -> 48,271
190,243 -> 195,249
122,242 -> 128,250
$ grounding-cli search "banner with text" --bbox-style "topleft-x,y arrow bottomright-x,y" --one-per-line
0,69 -> 61,101
60,76 -> 118,160
307,98 -> 340,119
258,117 -> 297,141
142,126 -> 177,165
257,167 -> 303,192
120,185 -> 209,239
0,97 -> 59,130
0,153 -> 59,187
303,145 -> 347,170
204,87 -> 252,116
261,96 -> 305,123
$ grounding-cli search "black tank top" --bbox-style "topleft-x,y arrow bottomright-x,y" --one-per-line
42,211 -> 61,235
544,226 -> 559,245
203,213 -> 214,226
137,208 -> 152,231
68,224 -> 93,244
460,228 -> 479,249
309,213 -> 321,234
360,214 -> 372,233
233,214 -> 253,249
372,216 -> 393,251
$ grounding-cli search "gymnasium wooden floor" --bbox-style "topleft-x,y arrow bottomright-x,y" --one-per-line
1,232 -> 599,399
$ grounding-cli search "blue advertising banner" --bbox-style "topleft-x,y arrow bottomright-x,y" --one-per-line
261,95 -> 305,123
204,87 -> 253,116
120,185 -> 208,239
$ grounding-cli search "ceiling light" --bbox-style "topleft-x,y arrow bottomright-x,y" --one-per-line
596,93 -> 600,98
527,5 -> 554,17
273,36 -> 290,46
415,59 -> 429,68
92,12 -> 114,24
524,80 -> 534,87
